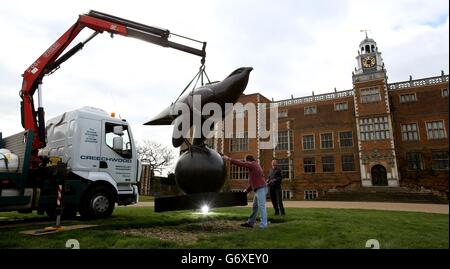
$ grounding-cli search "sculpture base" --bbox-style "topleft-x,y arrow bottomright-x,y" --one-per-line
154,191 -> 248,212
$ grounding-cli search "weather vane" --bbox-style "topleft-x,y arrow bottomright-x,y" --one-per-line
360,29 -> 371,38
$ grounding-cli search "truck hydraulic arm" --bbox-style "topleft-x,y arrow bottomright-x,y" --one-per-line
20,10 -> 206,161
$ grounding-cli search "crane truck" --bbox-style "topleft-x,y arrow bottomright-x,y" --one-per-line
0,10 -> 206,219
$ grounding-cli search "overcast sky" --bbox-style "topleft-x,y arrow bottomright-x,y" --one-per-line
0,0 -> 448,156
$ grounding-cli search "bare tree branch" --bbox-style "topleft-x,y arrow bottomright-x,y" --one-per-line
137,140 -> 175,175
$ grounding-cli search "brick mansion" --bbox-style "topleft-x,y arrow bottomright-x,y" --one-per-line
209,36 -> 449,200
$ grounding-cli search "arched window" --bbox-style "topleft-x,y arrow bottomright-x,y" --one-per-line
371,45 -> 375,52
365,45 -> 370,53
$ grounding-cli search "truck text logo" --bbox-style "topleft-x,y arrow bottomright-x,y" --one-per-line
80,155 -> 132,163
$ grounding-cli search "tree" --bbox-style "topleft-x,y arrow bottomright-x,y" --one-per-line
137,140 -> 176,176
137,140 -> 176,196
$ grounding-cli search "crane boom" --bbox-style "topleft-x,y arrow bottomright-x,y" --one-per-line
19,10 -> 206,165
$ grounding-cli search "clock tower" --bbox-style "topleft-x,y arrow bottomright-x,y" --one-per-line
355,34 -> 384,74
352,35 -> 400,187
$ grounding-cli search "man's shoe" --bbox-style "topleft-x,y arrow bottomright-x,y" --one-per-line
241,222 -> 254,228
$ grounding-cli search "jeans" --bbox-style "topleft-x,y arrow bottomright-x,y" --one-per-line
248,186 -> 268,228
269,184 -> 285,215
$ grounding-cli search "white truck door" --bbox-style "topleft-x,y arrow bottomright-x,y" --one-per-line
77,118 -> 102,171
100,121 -> 136,186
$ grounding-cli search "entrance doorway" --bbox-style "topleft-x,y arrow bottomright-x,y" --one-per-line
371,164 -> 388,186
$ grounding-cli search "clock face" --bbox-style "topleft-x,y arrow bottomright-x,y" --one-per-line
362,56 -> 376,68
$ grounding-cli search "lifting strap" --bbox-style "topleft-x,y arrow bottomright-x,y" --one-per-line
173,61 -> 212,150
173,64 -> 211,104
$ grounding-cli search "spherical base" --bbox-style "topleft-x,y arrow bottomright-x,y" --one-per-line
175,147 -> 226,194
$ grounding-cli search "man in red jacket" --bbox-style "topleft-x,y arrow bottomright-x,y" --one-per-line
223,154 -> 268,229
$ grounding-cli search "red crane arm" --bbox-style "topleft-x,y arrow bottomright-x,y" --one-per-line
20,15 -> 128,151
19,10 -> 206,160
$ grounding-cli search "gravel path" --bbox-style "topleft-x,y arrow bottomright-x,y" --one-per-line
129,201 -> 448,214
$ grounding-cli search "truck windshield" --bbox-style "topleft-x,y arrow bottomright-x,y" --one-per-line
105,122 -> 132,159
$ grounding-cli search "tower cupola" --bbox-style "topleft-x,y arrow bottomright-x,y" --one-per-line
354,33 -> 384,75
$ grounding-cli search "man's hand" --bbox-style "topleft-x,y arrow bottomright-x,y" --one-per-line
222,155 -> 230,161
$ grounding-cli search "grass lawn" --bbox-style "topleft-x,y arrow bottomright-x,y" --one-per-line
138,195 -> 154,202
0,207 -> 447,249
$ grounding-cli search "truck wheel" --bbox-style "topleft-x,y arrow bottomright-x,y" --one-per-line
79,185 -> 115,219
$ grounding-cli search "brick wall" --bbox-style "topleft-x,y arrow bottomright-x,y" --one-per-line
390,81 -> 449,192
223,75 -> 448,198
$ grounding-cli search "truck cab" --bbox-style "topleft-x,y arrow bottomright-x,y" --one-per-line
41,106 -> 141,217
1,107 -> 140,219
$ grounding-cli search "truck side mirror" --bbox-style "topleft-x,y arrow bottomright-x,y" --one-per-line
113,136 -> 123,151
113,126 -> 124,136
